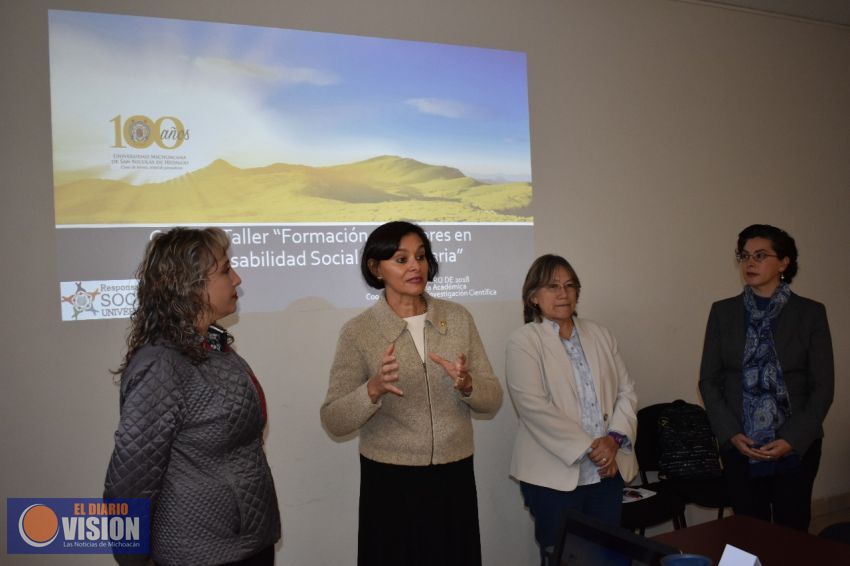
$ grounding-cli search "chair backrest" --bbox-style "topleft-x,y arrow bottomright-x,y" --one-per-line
634,403 -> 671,473
818,522 -> 850,545
657,400 -> 722,480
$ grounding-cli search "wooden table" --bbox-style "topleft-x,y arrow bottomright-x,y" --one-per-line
653,515 -> 850,565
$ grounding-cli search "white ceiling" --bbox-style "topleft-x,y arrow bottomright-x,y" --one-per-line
681,0 -> 850,28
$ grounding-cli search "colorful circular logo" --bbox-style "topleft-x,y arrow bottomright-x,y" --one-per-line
123,115 -> 156,149
129,120 -> 151,144
61,282 -> 100,320
72,289 -> 94,310
18,504 -> 60,547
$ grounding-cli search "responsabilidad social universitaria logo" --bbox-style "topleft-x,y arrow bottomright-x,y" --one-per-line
61,281 -> 100,320
7,498 -> 150,555
60,280 -> 139,321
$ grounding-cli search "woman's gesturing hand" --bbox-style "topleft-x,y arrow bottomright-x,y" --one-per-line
429,352 -> 473,396
367,344 -> 403,403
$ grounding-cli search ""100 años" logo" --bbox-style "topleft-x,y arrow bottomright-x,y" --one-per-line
110,114 -> 189,149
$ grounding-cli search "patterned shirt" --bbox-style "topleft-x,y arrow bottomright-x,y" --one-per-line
550,318 -> 605,485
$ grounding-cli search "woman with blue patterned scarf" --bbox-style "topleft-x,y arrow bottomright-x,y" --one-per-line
699,224 -> 834,530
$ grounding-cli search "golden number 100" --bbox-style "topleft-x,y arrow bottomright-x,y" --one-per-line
110,115 -> 189,149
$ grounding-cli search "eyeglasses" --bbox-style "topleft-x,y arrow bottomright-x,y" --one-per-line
735,251 -> 778,263
541,282 -> 581,293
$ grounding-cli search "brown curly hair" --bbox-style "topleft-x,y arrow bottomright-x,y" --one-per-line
116,227 -> 231,374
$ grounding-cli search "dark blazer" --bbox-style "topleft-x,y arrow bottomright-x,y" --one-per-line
699,292 -> 834,456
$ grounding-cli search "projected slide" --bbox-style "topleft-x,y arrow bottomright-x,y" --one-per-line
49,10 -> 533,321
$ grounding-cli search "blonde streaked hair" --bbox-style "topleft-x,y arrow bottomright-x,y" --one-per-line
116,227 -> 230,374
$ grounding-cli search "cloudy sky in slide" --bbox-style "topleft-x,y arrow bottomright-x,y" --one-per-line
48,10 -> 531,182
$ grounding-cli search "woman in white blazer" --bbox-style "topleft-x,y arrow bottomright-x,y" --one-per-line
505,254 -> 638,564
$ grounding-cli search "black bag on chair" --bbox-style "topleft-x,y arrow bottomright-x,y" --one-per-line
657,400 -> 722,481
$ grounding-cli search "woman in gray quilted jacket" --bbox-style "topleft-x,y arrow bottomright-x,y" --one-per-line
104,227 -> 281,565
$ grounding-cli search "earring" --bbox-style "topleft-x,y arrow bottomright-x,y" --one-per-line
780,273 -> 785,282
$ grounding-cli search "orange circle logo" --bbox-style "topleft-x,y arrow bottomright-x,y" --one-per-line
18,504 -> 60,547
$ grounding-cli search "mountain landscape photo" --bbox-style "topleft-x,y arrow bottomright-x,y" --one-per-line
54,155 -> 533,224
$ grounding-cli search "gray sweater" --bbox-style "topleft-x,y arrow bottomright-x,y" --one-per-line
321,294 -> 502,465
104,343 -> 281,565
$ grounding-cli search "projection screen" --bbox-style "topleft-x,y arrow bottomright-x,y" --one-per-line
49,10 -> 533,321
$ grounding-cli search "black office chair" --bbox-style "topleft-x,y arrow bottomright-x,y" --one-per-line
656,400 -> 731,522
621,403 -> 686,536
553,508 -> 680,566
819,522 -> 850,546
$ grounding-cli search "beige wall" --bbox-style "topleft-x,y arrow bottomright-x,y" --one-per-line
1,0 -> 848,564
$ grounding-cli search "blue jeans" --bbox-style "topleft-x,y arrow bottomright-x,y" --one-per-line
521,474 -> 624,566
